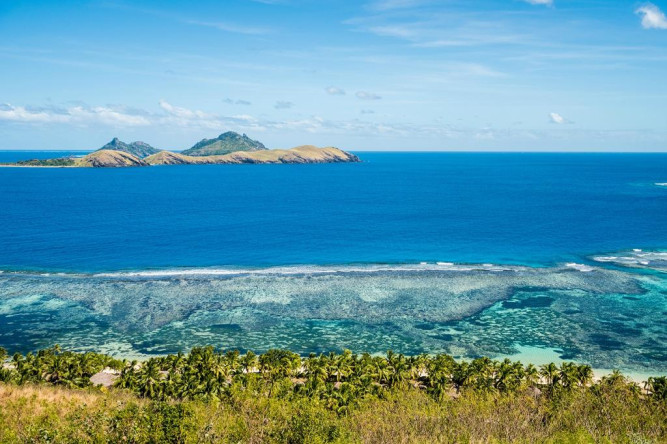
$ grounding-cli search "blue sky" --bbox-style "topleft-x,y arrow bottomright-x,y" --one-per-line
1,0 -> 666,151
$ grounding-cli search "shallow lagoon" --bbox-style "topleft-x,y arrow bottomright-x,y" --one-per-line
0,259 -> 665,374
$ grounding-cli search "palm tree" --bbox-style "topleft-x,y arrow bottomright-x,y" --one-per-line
452,362 -> 471,393
575,364 -> 593,388
240,351 -> 257,375
306,356 -> 328,384
602,369 -> 626,387
523,364 -> 539,388
336,350 -> 354,383
558,362 -> 578,390
494,359 -> 521,393
540,363 -> 560,393
137,359 -> 163,399
645,376 -> 667,401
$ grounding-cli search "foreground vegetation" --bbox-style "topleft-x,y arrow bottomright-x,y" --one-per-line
0,346 -> 665,443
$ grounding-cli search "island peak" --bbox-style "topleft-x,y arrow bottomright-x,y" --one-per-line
182,131 -> 267,156
97,138 -> 161,159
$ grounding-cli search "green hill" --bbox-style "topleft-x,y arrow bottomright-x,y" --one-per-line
181,131 -> 267,156
12,157 -> 76,167
96,138 -> 160,158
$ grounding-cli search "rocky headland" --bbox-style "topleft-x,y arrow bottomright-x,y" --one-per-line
145,145 -> 359,165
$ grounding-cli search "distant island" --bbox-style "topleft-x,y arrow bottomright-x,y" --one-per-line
2,132 -> 360,167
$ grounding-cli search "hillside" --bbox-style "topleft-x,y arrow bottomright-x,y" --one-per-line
145,145 -> 360,165
97,138 -> 161,158
0,346 -> 665,443
142,150 -> 198,165
181,131 -> 267,156
76,150 -> 148,167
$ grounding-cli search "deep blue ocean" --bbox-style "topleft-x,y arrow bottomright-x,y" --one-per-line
0,151 -> 666,375
1,151 -> 666,271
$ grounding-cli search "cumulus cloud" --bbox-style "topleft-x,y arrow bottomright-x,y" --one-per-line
523,0 -> 553,5
0,104 -> 68,123
274,101 -> 294,109
356,91 -> 382,100
325,86 -> 346,95
159,100 -> 245,130
549,112 -> 572,124
636,3 -> 667,29
159,100 -> 213,120
0,103 -> 150,126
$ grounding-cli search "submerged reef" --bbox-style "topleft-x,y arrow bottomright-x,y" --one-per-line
1,259 -> 665,374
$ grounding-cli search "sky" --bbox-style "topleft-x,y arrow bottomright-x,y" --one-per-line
0,0 -> 666,151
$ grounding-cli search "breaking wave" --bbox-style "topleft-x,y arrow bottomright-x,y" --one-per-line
591,249 -> 667,271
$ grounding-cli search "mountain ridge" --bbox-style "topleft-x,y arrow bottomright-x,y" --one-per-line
96,138 -> 161,159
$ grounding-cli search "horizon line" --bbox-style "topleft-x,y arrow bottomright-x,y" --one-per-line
2,149 -> 667,154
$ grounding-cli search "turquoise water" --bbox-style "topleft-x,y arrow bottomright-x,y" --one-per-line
0,152 -> 665,374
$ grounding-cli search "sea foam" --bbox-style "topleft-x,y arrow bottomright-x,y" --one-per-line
591,249 -> 667,271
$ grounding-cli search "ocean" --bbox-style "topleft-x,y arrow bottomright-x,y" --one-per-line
0,151 -> 665,375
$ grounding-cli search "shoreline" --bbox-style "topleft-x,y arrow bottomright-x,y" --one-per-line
3,345 -> 662,382
2,347 -> 664,383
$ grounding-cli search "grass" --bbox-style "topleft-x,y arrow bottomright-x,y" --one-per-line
0,382 -> 665,443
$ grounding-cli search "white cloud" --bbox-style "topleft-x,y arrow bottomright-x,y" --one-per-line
635,3 -> 667,29
549,112 -> 571,124
356,91 -> 382,100
0,104 -> 68,123
159,100 -> 231,129
0,103 -> 150,126
523,0 -> 553,5
325,86 -> 346,95
159,100 -> 212,120
79,107 -> 151,126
